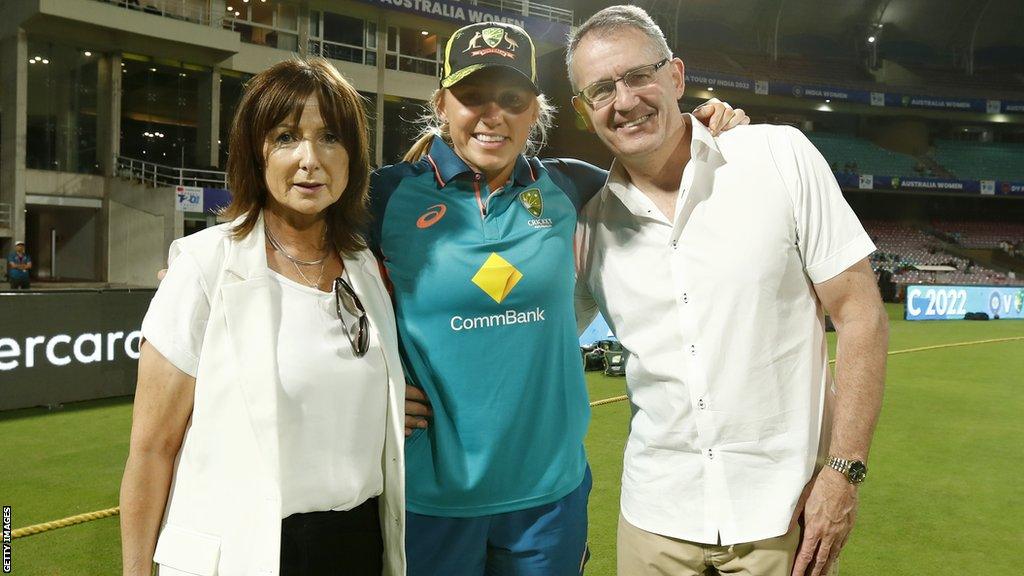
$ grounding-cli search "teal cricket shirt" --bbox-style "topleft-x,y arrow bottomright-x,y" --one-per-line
369,138 -> 607,516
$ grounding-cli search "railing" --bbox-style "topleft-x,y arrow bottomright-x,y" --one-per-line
472,0 -> 574,25
223,17 -> 300,51
309,39 -> 376,66
385,52 -> 440,77
116,156 -> 227,189
0,203 -> 12,230
93,0 -> 217,27
93,1 -> 574,33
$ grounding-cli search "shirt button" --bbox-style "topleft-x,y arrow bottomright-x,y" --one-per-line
682,292 -> 688,304
697,398 -> 706,410
690,344 -> 696,356
707,448 -> 714,459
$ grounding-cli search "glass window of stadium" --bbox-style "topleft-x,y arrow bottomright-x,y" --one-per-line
381,96 -> 427,165
310,11 -> 377,66
113,0 -> 210,25
224,1 -> 299,51
218,71 -> 252,168
25,40 -> 98,174
386,27 -> 444,76
360,91 -> 378,167
120,57 -> 201,168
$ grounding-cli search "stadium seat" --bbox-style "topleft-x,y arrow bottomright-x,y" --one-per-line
929,140 -> 1024,182
806,133 -> 920,177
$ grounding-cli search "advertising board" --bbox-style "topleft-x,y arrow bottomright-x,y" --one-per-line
904,285 -> 1024,321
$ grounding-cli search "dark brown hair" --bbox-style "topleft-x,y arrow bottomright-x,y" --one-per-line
224,57 -> 371,254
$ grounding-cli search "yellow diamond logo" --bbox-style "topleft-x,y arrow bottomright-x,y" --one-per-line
471,253 -> 523,304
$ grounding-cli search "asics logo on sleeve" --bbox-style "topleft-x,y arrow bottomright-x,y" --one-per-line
417,203 -> 447,229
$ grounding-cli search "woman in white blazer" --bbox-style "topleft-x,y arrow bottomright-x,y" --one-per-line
120,58 -> 406,576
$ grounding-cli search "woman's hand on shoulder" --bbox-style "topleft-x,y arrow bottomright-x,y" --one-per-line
692,98 -> 749,136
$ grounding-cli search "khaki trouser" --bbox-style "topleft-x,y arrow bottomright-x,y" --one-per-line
617,513 -> 806,576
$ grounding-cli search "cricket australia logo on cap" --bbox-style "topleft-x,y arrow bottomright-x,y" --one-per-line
519,188 -> 552,228
464,26 -> 517,59
483,27 -> 509,49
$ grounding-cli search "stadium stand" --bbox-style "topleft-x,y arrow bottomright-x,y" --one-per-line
806,133 -> 921,177
889,64 -> 1024,100
929,140 -> 1024,182
931,220 -> 1024,249
681,48 -> 749,77
865,221 -> 1024,287
729,53 -> 876,89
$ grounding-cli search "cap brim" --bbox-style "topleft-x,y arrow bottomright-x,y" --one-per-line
441,64 -> 539,94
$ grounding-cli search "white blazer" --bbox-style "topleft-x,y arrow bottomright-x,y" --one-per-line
151,214 -> 406,576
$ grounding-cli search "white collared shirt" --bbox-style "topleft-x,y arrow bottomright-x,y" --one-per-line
575,116 -> 875,545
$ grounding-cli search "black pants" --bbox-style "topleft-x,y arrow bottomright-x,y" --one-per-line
280,497 -> 384,576
9,278 -> 29,289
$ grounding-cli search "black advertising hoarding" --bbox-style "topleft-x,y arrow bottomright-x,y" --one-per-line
0,290 -> 155,410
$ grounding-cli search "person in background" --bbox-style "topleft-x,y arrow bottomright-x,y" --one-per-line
120,57 -> 406,576
7,241 -> 32,289
374,21 -> 747,576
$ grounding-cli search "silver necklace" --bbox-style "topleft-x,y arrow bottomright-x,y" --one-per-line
294,259 -> 327,289
265,223 -> 330,289
265,223 -> 328,266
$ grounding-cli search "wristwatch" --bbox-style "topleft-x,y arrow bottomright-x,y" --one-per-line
826,456 -> 868,484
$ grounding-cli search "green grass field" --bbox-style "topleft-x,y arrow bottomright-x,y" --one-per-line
1,304 -> 1021,575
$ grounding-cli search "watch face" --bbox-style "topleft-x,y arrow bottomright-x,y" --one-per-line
848,461 -> 867,483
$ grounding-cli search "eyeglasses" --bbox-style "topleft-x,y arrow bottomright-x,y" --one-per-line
576,58 -> 670,109
333,276 -> 370,357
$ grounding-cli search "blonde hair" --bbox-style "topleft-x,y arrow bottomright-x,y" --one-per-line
403,88 -> 556,163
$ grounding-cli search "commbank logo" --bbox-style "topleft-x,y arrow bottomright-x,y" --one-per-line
456,253 -> 546,332
417,203 -> 447,229
471,252 -> 522,304
450,308 -> 545,332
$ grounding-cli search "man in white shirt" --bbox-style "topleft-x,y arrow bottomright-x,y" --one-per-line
567,6 -> 888,576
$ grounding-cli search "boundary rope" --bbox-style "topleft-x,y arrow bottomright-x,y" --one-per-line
11,335 -> 1023,540
11,507 -> 119,539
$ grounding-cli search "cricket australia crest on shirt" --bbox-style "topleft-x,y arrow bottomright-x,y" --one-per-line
519,188 -> 552,228
464,27 -> 517,59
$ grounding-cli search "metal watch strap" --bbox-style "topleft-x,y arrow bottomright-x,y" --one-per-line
827,456 -> 867,484
827,456 -> 852,475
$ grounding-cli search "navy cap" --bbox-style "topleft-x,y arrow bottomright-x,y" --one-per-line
440,22 -> 538,93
